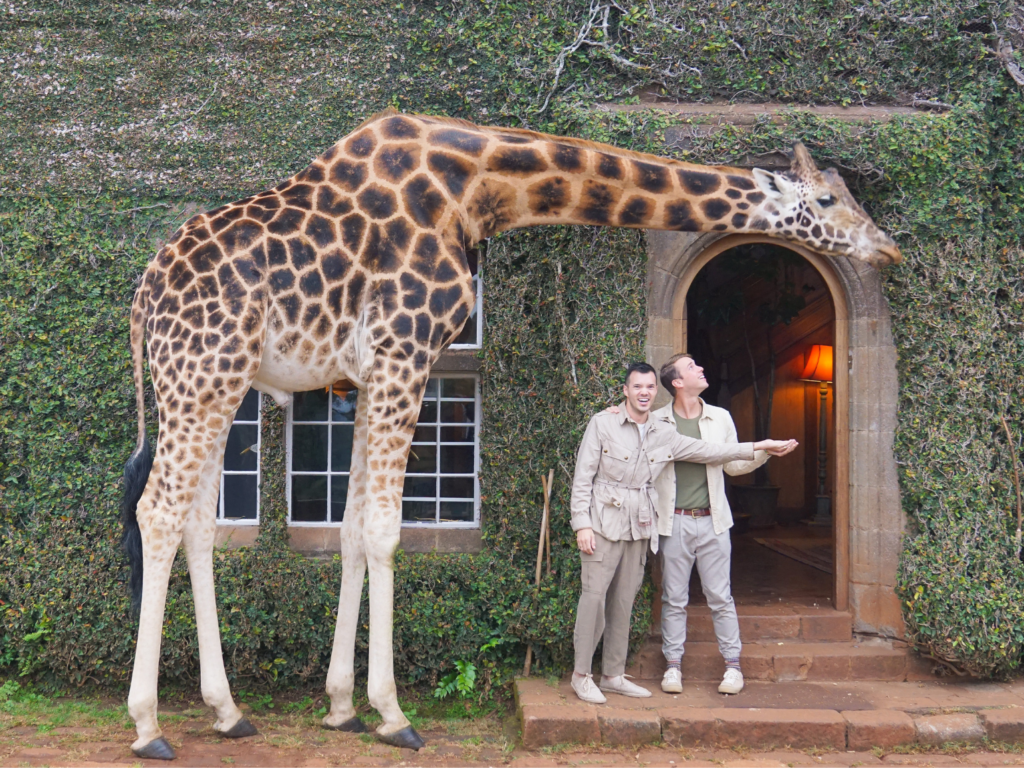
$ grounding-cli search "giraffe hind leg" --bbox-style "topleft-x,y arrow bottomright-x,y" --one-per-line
127,395 -> 252,755
181,421 -> 254,738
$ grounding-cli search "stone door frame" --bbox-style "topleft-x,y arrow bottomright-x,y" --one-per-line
645,231 -> 905,636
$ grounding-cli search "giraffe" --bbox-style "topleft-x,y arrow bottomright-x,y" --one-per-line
120,108 -> 902,759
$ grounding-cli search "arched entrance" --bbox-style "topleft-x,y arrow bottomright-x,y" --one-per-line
683,241 -> 842,607
646,231 -> 904,636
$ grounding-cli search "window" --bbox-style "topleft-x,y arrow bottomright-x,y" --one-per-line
448,249 -> 482,349
287,376 -> 480,526
219,387 -> 261,522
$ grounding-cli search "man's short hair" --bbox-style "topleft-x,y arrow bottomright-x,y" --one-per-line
624,361 -> 657,384
659,353 -> 694,396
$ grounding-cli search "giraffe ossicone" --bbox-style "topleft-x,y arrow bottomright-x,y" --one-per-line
119,109 -> 901,759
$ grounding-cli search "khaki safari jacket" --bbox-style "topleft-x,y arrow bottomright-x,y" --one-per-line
570,403 -> 758,554
650,401 -> 769,538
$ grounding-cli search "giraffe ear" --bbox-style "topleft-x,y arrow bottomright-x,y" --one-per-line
752,167 -> 793,199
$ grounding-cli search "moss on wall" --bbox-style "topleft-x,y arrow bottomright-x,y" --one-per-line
1,0 -> 1023,686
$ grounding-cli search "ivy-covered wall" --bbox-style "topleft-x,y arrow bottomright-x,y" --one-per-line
1,0 -> 1023,688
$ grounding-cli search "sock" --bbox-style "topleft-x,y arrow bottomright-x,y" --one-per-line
666,659 -> 681,670
725,657 -> 741,671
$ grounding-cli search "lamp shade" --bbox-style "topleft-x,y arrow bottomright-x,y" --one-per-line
801,344 -> 834,383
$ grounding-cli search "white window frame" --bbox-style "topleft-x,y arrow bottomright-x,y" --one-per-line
218,389 -> 261,525
285,375 -> 481,528
448,266 -> 482,350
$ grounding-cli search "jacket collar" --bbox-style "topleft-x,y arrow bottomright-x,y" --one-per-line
654,398 -> 708,422
616,401 -> 657,428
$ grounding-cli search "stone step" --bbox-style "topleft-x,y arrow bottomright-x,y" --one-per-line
626,638 -> 908,681
514,678 -> 1024,750
680,605 -> 852,642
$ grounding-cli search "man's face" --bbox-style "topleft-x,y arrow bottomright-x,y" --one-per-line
672,357 -> 708,396
623,371 -> 658,415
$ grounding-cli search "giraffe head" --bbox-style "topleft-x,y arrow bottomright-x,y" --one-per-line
750,143 -> 902,269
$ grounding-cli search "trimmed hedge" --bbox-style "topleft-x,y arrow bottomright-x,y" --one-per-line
1,0 -> 1023,688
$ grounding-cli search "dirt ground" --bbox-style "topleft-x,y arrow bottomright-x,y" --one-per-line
2,693 -> 1024,767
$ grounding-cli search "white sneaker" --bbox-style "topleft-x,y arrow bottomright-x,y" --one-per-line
599,674 -> 652,698
719,668 -> 744,694
661,667 -> 683,693
571,673 -> 607,704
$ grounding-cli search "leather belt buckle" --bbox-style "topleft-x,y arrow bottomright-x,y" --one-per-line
674,507 -> 711,517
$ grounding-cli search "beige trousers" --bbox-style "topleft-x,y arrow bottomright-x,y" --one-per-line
573,532 -> 648,677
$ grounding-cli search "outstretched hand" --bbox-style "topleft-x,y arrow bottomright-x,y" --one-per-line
605,405 -> 620,414
756,439 -> 799,457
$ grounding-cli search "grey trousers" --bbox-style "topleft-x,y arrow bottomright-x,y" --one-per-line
573,532 -> 648,677
660,513 -> 742,662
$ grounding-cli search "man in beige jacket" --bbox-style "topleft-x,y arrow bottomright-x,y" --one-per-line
652,353 -> 796,696
570,362 -> 797,704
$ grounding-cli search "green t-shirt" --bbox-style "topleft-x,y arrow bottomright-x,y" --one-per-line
673,411 -> 712,510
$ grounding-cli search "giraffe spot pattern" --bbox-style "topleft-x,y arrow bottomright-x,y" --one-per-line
575,179 -> 621,224
487,146 -> 548,175
374,143 -> 421,184
403,175 -> 447,228
678,170 -> 721,196
427,152 -> 475,200
429,129 -> 488,156
357,184 -> 398,220
527,177 -> 569,216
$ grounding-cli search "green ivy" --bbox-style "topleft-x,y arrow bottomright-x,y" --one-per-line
1,0 -> 1024,689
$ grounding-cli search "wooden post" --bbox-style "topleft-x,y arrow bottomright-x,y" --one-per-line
524,469 -> 555,677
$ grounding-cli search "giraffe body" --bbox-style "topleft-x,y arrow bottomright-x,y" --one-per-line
121,109 -> 901,758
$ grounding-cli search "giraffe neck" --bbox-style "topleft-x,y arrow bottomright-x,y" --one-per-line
431,127 -> 769,245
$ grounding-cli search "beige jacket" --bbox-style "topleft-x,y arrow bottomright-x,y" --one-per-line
651,400 -> 769,537
570,403 -> 757,553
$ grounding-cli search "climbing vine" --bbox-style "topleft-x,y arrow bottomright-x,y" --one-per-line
1,0 -> 1023,687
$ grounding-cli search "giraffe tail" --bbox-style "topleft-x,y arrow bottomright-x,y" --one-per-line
121,283 -> 152,614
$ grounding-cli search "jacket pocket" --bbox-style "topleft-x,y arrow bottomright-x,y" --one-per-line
599,441 -> 632,482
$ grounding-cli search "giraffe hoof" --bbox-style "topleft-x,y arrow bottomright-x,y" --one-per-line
132,736 -> 176,760
378,725 -> 425,750
324,716 -> 368,733
221,717 -> 258,739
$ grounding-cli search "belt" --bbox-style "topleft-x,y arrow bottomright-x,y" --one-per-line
674,507 -> 711,517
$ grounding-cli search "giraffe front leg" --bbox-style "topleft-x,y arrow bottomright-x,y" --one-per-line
361,372 -> 426,750
127,520 -> 183,760
181,427 -> 254,740
324,391 -> 370,732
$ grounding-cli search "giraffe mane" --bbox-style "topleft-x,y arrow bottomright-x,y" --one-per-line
399,111 -> 741,174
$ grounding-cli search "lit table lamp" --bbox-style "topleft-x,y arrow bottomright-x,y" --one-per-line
801,345 -> 834,526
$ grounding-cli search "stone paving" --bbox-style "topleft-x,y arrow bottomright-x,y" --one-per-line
516,677 -> 1024,752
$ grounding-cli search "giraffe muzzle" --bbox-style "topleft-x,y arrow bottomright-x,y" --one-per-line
870,243 -> 903,268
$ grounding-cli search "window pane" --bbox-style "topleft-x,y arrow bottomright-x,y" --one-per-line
223,475 -> 258,520
293,389 -> 329,422
406,444 -> 437,473
413,425 -> 435,442
403,475 -> 436,498
235,388 -> 260,422
442,378 -> 475,399
440,426 -> 474,443
402,499 -> 435,522
331,425 -> 355,472
417,400 -> 437,424
291,475 -> 328,522
440,401 -> 474,423
292,425 -> 328,471
331,390 -> 358,423
423,379 -> 438,399
224,424 -> 258,471
440,445 -> 475,473
330,475 -> 349,523
440,501 -> 474,522
440,477 -> 474,499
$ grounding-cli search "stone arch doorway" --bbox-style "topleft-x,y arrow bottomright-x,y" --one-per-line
646,231 -> 904,636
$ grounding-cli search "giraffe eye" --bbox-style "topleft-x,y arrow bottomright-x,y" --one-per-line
817,195 -> 835,208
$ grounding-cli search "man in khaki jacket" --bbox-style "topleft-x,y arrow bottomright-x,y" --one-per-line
570,362 -> 798,704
